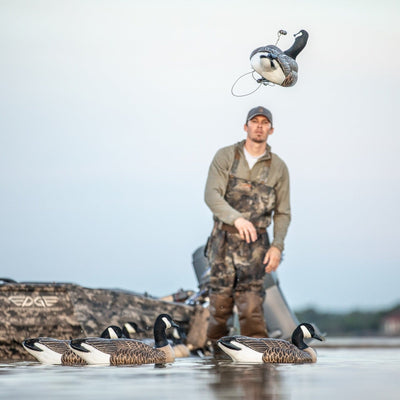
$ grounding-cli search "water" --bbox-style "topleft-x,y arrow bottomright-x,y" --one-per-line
1,345 -> 399,400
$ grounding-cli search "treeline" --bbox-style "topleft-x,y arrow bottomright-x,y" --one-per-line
295,303 -> 400,336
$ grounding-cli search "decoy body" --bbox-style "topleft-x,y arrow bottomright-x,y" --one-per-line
250,30 -> 309,87
217,323 -> 323,363
69,314 -> 179,365
22,325 -> 124,365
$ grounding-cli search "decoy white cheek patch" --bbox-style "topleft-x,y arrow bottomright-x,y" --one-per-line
108,328 -> 118,339
301,325 -> 311,339
125,324 -> 136,334
172,328 -> 180,339
162,317 -> 171,329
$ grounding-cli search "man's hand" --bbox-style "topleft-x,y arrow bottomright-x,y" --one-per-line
263,246 -> 281,273
234,217 -> 258,243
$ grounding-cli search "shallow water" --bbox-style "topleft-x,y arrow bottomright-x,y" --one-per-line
1,346 -> 399,400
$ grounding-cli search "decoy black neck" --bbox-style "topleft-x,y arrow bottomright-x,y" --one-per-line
291,326 -> 309,350
284,30 -> 309,60
154,315 -> 169,348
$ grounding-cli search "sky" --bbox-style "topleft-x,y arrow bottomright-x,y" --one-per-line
1,0 -> 399,312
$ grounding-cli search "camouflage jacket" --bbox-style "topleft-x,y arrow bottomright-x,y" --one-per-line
204,140 -> 291,251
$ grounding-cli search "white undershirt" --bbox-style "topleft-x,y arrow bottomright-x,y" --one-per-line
244,147 -> 266,169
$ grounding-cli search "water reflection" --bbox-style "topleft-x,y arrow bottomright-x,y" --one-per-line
207,360 -> 288,400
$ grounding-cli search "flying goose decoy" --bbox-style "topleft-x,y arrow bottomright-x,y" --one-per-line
22,325 -> 124,365
69,314 -> 179,365
250,30 -> 309,87
217,323 -> 324,363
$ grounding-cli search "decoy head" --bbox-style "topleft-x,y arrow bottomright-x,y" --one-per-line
22,338 -> 43,352
101,325 -> 124,339
170,326 -> 187,345
292,323 -> 324,349
153,314 -> 180,349
155,314 -> 180,331
283,30 -> 309,60
122,322 -> 145,338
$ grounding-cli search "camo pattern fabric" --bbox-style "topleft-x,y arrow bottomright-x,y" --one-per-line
0,282 -> 195,361
207,227 -> 270,296
207,147 -> 273,296
224,149 -> 276,229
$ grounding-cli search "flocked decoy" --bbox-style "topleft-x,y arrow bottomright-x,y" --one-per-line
69,314 -> 179,365
250,30 -> 309,87
217,322 -> 323,363
22,325 -> 124,365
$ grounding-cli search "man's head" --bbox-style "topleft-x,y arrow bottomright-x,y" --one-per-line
245,106 -> 273,127
244,106 -> 274,144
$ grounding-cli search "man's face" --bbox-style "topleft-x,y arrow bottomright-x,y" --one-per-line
244,115 -> 274,143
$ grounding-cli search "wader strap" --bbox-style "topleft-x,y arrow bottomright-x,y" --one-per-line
230,148 -> 241,175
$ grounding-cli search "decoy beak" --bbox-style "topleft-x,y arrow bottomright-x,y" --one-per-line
312,333 -> 325,342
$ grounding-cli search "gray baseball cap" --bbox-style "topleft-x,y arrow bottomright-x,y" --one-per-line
246,106 -> 273,126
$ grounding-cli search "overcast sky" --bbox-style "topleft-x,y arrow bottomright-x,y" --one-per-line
1,0 -> 399,312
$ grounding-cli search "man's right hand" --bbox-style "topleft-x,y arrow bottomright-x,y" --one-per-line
234,217 -> 258,243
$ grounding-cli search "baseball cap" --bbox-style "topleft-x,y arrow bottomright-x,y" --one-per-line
246,106 -> 273,126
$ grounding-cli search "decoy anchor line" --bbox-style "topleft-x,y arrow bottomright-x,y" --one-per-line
231,71 -> 274,97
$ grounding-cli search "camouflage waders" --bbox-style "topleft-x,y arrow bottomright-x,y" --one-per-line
207,147 -> 276,340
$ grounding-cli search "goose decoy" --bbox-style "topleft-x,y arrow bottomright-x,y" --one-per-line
217,323 -> 324,363
122,321 -> 145,338
250,30 -> 309,87
123,321 -> 190,357
22,325 -> 124,365
69,314 -> 179,365
169,326 -> 190,358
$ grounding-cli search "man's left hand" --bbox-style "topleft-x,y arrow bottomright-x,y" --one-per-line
263,246 -> 281,273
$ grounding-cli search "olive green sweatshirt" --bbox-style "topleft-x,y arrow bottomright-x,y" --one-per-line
204,140 -> 291,251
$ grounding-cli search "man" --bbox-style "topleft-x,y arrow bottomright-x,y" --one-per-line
204,106 -> 291,343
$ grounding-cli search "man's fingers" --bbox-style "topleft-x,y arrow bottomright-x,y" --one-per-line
244,229 -> 251,243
